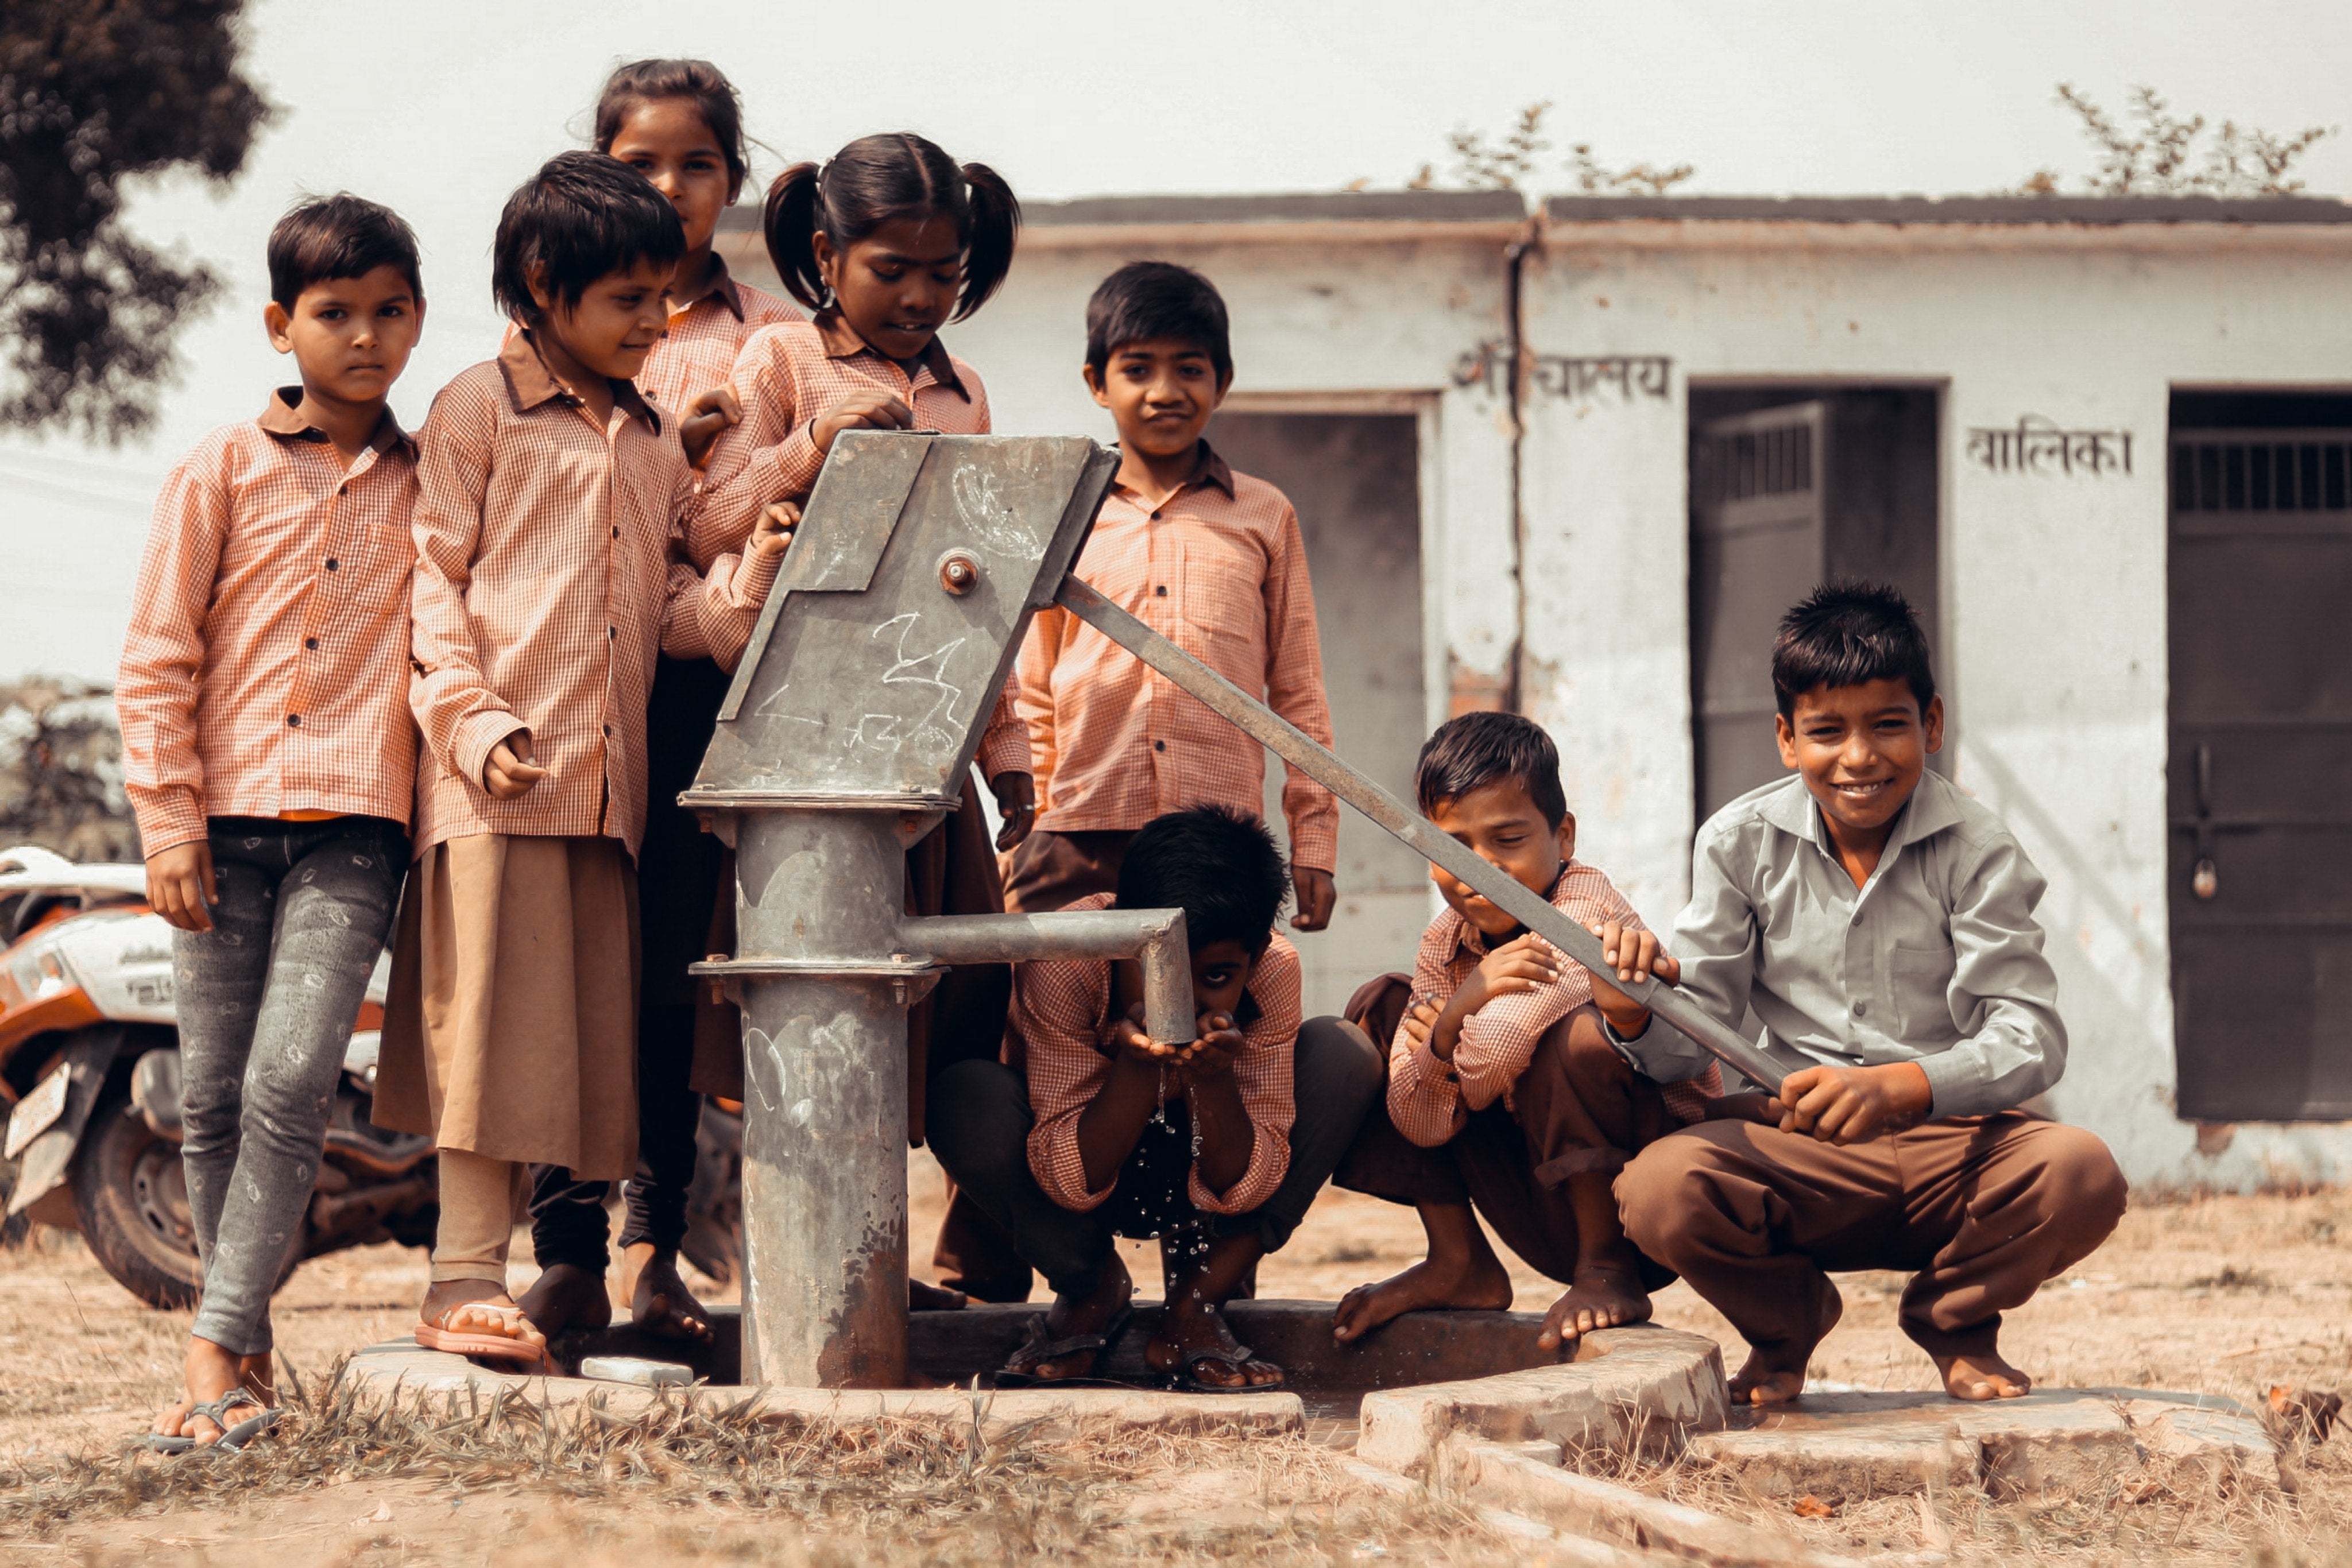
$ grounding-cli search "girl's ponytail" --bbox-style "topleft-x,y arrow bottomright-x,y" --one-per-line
954,161 -> 1021,320
763,161 -> 827,312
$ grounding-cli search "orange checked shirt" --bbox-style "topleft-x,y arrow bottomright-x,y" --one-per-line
1387,861 -> 1722,1146
1011,893 -> 1300,1217
697,307 -> 1028,781
1016,444 -> 1340,872
119,390 -> 421,855
407,332 -> 779,861
635,260 -> 800,419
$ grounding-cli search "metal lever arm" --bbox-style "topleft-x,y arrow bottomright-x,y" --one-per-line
1054,575 -> 1811,1090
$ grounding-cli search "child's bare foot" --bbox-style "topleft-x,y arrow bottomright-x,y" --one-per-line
1333,1201 -> 1513,1344
1151,1298 -> 1284,1389
1003,1256 -> 1132,1383
1936,1351 -> 2033,1401
910,1278 -> 968,1311
153,1336 -> 247,1446
1538,1264 -> 1652,1350
1729,1348 -> 1809,1407
417,1279 -> 550,1369
620,1243 -> 713,1344
516,1261 -> 614,1338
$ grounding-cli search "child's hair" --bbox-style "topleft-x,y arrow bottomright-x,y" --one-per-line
1770,580 -> 1937,717
266,194 -> 423,311
1414,711 -> 1568,829
1116,806 -> 1289,955
762,133 -> 1019,320
1085,261 -> 1232,382
591,58 -> 749,193
493,150 -> 686,326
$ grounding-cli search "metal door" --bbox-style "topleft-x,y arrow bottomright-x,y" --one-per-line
2170,427 -> 2352,1120
1690,402 -> 1827,820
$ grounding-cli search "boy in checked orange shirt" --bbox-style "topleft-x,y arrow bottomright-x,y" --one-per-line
1329,713 -> 1719,1353
372,152 -> 787,1368
928,807 -> 1379,1391
121,196 -> 426,1449
1010,262 -> 1340,927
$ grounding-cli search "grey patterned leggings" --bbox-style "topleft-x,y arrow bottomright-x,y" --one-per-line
175,816 -> 407,1355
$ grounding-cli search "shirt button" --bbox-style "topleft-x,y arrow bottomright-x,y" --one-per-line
1155,585 -> 1167,597
1154,740 -> 1166,752
602,725 -> 613,737
609,626 -> 617,639
286,714 -> 301,727
304,637 -> 319,651
1852,1001 -> 1867,1017
612,527 -> 620,538
324,558 -> 338,571
1150,511 -> 1162,521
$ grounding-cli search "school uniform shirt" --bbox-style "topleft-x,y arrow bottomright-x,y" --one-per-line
696,306 -> 1028,782
1387,861 -> 1722,1147
1009,893 -> 1299,1217
1611,770 -> 2067,1118
634,258 -> 801,420
1015,443 -> 1341,873
118,389 -> 420,855
407,331 -> 779,861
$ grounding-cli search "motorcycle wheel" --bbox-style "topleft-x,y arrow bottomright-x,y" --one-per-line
70,1101 -> 204,1310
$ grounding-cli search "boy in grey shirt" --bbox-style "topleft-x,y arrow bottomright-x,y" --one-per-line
1597,583 -> 2125,1407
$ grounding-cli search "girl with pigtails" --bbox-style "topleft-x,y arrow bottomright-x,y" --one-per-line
697,133 -> 1040,1306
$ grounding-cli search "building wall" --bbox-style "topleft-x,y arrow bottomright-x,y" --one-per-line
1522,222 -> 2352,1187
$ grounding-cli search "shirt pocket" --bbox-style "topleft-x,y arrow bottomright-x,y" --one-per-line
1889,942 -> 1960,1045
1179,536 -> 1267,667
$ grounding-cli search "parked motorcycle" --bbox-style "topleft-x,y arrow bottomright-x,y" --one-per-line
0,844 -> 435,1307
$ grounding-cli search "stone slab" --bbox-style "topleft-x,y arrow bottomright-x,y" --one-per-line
1686,1385 -> 2278,1500
1355,1325 -> 1728,1474
345,1340 -> 1300,1443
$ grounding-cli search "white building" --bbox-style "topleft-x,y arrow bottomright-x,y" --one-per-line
722,191 -> 2352,1188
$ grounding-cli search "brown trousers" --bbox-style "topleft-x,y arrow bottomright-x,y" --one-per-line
1615,1112 -> 2128,1358
1332,973 -> 1678,1289
930,819 -> 1130,1299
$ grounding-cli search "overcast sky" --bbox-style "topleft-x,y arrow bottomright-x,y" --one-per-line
7,0 -> 2352,684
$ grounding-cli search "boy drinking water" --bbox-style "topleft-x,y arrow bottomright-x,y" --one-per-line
1330,713 -> 1719,1351
1606,583 -> 2127,1405
928,807 -> 1380,1390
123,195 -> 426,1446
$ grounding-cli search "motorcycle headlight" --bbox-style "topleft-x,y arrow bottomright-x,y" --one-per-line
6,932 -> 79,1004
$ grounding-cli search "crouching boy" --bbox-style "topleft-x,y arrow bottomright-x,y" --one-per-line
929,806 -> 1380,1389
1331,712 -> 1720,1350
1605,583 -> 2127,1406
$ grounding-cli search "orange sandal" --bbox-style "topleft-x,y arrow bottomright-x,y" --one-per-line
415,1302 -> 550,1372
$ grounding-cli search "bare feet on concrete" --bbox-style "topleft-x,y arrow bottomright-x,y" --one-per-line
620,1242 -> 713,1344
1730,1294 -> 1842,1407
1538,1263 -> 1653,1350
1332,1201 -> 1512,1345
516,1261 -> 614,1339
1936,1350 -> 2033,1401
909,1278 -> 969,1311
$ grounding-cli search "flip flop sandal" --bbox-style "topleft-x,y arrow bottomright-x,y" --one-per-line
1160,1343 -> 1283,1394
142,1391 -> 277,1454
415,1303 -> 551,1372
992,1304 -> 1134,1389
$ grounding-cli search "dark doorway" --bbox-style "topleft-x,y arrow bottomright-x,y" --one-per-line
1687,386 -> 1941,823
1208,408 -> 1430,1016
2169,391 -> 2352,1121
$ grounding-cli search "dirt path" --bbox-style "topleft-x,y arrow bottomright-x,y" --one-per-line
4,1162 -> 2351,1563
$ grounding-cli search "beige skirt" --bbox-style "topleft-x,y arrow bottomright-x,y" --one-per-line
374,834 -> 640,1180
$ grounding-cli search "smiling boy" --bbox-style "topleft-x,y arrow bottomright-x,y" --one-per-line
1605,583 -> 2127,1406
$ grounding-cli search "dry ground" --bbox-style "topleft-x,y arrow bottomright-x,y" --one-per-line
2,1157 -> 2351,1563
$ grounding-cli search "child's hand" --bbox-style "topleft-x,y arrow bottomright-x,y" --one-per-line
1291,865 -> 1336,931
749,501 -> 798,562
679,386 -> 742,470
1098,1001 -> 1178,1064
811,391 -> 914,455
484,730 -> 549,799
145,841 -> 218,933
1583,919 -> 1679,1037
1399,996 -> 1440,1052
1771,1062 -> 1933,1145
991,771 -> 1036,850
1173,1013 -> 1245,1082
1457,933 -> 1559,1017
